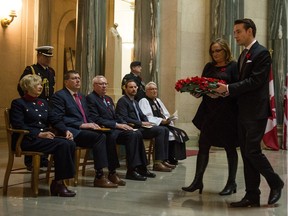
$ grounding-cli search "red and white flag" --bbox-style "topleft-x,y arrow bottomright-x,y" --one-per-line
283,73 -> 288,150
263,66 -> 279,150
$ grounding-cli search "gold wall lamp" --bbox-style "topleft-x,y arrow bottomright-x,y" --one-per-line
0,0 -> 22,28
1,10 -> 17,28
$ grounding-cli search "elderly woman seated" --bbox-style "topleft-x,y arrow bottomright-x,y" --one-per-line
10,74 -> 76,197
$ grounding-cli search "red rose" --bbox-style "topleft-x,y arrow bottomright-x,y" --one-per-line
246,53 -> 251,59
37,100 -> 43,106
105,98 -> 111,106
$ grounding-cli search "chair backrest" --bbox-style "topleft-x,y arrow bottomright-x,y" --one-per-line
4,108 -> 29,157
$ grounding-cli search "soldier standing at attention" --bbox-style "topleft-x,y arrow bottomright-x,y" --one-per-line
121,61 -> 146,101
18,46 -> 55,101
17,45 -> 56,170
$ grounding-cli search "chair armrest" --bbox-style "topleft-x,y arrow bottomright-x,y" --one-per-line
7,128 -> 29,157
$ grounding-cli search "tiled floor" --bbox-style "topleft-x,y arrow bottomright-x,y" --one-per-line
0,142 -> 287,216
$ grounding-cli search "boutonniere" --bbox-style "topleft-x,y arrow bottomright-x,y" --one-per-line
246,53 -> 251,59
220,67 -> 226,72
37,100 -> 44,106
105,98 -> 111,106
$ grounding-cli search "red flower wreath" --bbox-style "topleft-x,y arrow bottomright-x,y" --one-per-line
175,76 -> 226,95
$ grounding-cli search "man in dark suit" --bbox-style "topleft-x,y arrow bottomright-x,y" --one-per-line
49,70 -> 120,188
18,46 -> 56,170
216,18 -> 284,207
86,75 -> 156,181
116,80 -> 175,172
121,61 -> 146,101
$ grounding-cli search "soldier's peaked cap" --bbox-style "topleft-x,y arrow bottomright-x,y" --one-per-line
35,46 -> 54,57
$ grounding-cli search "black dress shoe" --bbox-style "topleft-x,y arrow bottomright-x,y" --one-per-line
137,167 -> 156,178
230,198 -> 260,207
50,180 -> 76,197
126,170 -> 147,181
268,181 -> 284,205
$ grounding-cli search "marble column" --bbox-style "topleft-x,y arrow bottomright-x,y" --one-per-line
268,0 -> 287,124
134,0 -> 159,85
76,0 -> 106,94
210,0 -> 244,57
38,0 -> 52,46
105,24 -> 123,101
268,0 -> 288,148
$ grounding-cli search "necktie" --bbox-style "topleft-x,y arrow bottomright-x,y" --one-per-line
240,49 -> 248,71
73,93 -> 87,123
133,101 -> 141,121
102,96 -> 108,107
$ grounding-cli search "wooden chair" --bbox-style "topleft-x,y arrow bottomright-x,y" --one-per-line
144,139 -> 155,164
73,147 -> 94,186
3,108 -> 52,197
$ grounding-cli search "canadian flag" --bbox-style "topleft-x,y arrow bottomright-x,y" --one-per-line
263,66 -> 279,150
283,73 -> 288,150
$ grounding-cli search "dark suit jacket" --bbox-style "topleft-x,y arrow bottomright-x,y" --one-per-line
49,88 -> 91,137
86,91 -> 125,128
115,95 -> 148,128
121,73 -> 146,101
228,41 -> 271,121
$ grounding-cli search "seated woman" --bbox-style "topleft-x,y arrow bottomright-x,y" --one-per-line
10,74 -> 76,197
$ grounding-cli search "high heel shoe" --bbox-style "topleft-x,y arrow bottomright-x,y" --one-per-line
182,154 -> 208,194
182,181 -> 203,194
219,182 -> 237,195
50,180 -> 76,197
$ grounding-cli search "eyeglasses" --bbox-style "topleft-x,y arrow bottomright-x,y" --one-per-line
95,83 -> 108,86
147,88 -> 158,91
211,49 -> 223,54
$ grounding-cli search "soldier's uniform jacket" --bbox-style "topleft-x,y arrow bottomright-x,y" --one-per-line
121,72 -> 145,101
17,63 -> 55,101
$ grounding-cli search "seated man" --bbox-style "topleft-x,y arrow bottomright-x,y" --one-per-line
86,75 -> 156,181
49,70 -> 121,188
116,80 -> 175,172
139,81 -> 188,165
121,61 -> 146,101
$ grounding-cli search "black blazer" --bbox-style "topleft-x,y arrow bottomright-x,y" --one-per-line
49,88 -> 92,137
10,97 -> 50,148
115,95 -> 148,128
86,91 -> 125,128
229,41 -> 271,121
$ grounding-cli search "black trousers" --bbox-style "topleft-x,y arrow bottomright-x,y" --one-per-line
238,118 -> 281,201
22,137 -> 75,181
74,130 -> 108,170
139,126 -> 169,161
24,154 -> 49,167
107,129 -> 148,169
